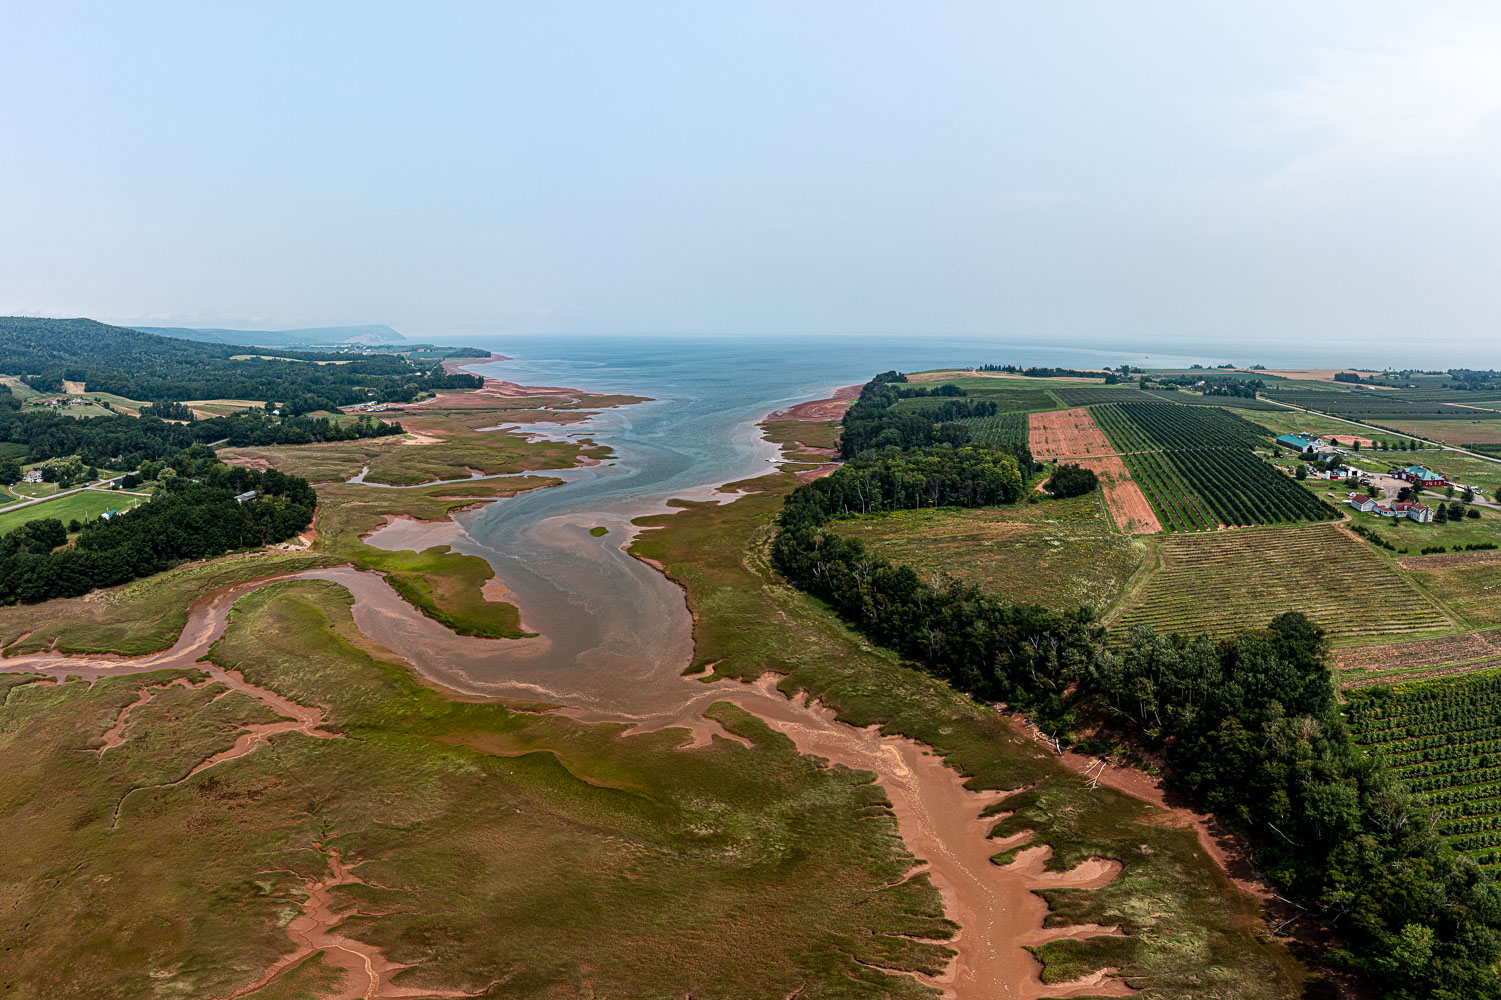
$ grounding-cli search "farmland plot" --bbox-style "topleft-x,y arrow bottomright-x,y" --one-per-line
1026,407 -> 1159,532
1028,407 -> 1115,458
958,410 -> 1029,451
1093,403 -> 1338,530
1347,673 -> 1501,865
1114,524 -> 1456,643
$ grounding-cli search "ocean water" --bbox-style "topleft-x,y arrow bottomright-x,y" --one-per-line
374,334 -> 1228,714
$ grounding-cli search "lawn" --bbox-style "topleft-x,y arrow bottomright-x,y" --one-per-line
183,398 -> 266,418
1342,498 -> 1501,553
0,488 -> 144,535
1111,523 -> 1458,646
830,495 -> 1144,614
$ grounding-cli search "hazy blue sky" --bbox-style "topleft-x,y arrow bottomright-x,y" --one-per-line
3,2 -> 1499,348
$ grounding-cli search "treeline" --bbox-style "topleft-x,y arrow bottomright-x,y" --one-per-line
839,373 -> 1034,473
1093,624 -> 1501,999
979,364 -> 1123,383
0,388 -> 398,468
768,368 -> 1501,998
1148,375 -> 1264,398
0,317 -> 480,403
0,462 -> 314,605
782,447 -> 1024,522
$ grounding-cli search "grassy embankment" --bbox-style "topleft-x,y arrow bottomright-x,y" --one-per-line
1,579 -> 956,999
631,474 -> 1310,997
830,494 -> 1144,615
760,417 -> 839,463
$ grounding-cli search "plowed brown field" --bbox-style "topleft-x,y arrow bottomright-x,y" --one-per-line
1076,456 -> 1162,534
1028,407 -> 1116,459
1030,409 -> 1161,533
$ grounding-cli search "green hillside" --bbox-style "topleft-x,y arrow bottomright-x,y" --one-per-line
0,317 -> 476,404
136,323 -> 407,347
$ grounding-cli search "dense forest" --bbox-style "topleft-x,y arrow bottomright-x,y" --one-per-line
838,372 -> 1035,473
0,455 -> 313,605
0,386 -> 398,469
770,369 -> 1501,999
0,317 -> 480,402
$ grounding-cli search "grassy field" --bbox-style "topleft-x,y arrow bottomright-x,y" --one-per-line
1400,556 -> 1501,630
1332,493 -> 1501,553
1111,523 -> 1457,645
631,475 -> 1312,998
0,488 -> 144,534
1379,417 -> 1501,447
1243,408 -> 1415,445
182,397 -> 265,417
830,495 -> 1144,614
1,579 -> 959,999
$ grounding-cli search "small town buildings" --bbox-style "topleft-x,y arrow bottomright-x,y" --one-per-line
1276,433 -> 1327,452
1391,501 -> 1435,523
1393,465 -> 1448,488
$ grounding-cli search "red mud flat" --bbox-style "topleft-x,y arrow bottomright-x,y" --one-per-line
767,383 -> 864,422
652,676 -> 1136,999
223,847 -> 484,1000
1007,714 -> 1375,1000
439,352 -> 510,376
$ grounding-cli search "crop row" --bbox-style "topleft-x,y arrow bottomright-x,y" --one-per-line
1092,403 -> 1338,530
1347,669 -> 1501,859
959,411 -> 1029,451
1117,524 -> 1453,640
1261,388 -> 1484,418
1120,450 -> 1216,532
1111,402 -> 1271,451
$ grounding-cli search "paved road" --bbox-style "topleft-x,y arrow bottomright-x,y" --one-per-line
0,477 -> 128,517
1267,397 -> 1501,470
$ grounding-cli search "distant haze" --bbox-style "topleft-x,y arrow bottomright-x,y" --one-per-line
3,2 -> 1499,362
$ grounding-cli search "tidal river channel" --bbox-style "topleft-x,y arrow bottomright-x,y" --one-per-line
13,334 -> 1210,997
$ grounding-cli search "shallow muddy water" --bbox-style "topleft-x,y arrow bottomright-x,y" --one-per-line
6,336 -> 1203,998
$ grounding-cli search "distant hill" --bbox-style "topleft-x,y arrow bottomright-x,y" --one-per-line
135,324 -> 407,347
0,317 -> 476,403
